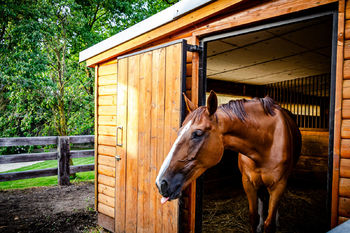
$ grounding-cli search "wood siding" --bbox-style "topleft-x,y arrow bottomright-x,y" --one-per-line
113,42 -> 183,233
331,1 -> 350,227
96,60 -> 117,220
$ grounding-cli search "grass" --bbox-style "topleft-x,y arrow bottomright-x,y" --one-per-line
0,157 -> 95,190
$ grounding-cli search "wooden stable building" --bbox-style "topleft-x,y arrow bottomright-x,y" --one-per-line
79,0 -> 350,232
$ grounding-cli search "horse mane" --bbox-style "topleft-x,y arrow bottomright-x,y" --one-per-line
219,96 -> 281,122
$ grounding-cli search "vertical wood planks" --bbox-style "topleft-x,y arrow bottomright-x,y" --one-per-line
163,43 -> 181,233
95,65 -> 99,210
111,42 -> 183,233
151,47 -> 166,233
125,54 -> 140,232
115,58 -> 128,232
332,0 -> 345,227
137,51 -> 153,232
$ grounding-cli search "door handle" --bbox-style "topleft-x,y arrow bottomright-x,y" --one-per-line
116,126 -> 123,147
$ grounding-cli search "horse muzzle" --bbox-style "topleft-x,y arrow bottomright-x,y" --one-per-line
156,173 -> 185,201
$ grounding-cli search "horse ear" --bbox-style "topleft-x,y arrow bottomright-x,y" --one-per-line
207,90 -> 218,116
183,92 -> 197,112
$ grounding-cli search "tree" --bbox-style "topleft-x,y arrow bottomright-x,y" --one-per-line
0,0 -> 177,142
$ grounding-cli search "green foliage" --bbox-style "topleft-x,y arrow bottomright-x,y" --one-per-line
0,0 -> 176,154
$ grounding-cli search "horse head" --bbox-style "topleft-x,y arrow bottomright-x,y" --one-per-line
155,91 -> 225,203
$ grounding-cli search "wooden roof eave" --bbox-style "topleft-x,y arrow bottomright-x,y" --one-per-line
85,0 -> 245,67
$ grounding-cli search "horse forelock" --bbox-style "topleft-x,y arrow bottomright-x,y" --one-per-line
183,106 -> 207,125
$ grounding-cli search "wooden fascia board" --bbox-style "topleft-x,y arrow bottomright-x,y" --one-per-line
85,0 -> 245,67
192,0 -> 339,37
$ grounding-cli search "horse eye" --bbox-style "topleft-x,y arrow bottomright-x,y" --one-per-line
191,130 -> 204,139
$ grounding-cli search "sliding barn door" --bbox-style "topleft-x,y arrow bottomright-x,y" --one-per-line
115,40 -> 186,233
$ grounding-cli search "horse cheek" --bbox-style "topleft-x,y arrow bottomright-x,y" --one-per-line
203,135 -> 224,168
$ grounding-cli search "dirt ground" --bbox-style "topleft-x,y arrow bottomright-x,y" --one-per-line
0,179 -> 328,233
0,182 -> 104,233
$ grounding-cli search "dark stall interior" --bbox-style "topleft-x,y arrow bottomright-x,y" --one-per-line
201,15 -> 333,233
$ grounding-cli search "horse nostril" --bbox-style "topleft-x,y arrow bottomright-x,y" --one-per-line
160,179 -> 168,194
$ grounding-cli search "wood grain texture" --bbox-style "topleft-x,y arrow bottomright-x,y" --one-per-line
70,164 -> 94,174
344,40 -> 350,59
98,193 -> 115,208
343,99 -> 350,118
342,120 -> 350,138
339,178 -> 350,197
137,51 -> 153,233
341,139 -> 350,158
98,213 -> 115,233
344,60 -> 350,79
340,158 -> 350,178
98,106 -> 117,116
98,116 -> 117,126
125,54 -> 140,233
98,155 -> 115,167
150,47 -> 166,233
98,164 -> 116,178
0,136 -> 57,147
339,197 -> 350,217
332,1 -> 345,226
163,43 -> 181,233
98,126 -> 117,136
105,42 -> 183,233
0,152 -> 57,164
98,203 -> 115,218
343,79 -> 350,98
70,150 -> 94,158
98,183 -> 115,198
0,168 -> 57,182
192,0 -> 337,38
98,145 -> 116,156
98,74 -> 117,86
94,65 -> 99,210
98,96 -> 117,106
346,20 -> 350,40
98,174 -> 115,187
98,63 -> 117,76
98,135 -> 116,146
98,85 -> 117,96
114,57 -> 128,233
187,36 -> 198,233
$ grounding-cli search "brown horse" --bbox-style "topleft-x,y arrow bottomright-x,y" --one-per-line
155,91 -> 301,233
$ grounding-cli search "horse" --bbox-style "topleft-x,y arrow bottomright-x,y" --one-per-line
155,90 -> 301,233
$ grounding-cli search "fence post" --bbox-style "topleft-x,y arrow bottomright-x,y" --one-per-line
58,136 -> 70,185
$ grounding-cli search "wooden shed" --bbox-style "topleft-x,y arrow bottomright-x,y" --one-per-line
79,0 -> 350,232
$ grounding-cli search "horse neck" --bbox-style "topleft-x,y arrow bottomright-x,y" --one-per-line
215,105 -> 271,161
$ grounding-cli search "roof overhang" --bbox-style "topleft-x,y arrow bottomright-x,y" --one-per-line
79,0 -> 215,63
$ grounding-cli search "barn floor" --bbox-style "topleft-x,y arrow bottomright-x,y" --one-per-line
0,182 -> 108,233
202,179 -> 328,233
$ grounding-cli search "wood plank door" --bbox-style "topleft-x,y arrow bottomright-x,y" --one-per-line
115,40 -> 187,233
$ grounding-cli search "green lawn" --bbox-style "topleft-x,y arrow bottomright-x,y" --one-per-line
0,157 -> 95,190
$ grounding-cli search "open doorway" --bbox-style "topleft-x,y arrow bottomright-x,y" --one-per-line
200,13 -> 334,233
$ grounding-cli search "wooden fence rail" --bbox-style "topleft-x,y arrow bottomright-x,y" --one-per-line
0,135 -> 94,185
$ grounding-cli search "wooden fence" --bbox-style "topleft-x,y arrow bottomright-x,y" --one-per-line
0,135 -> 94,185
